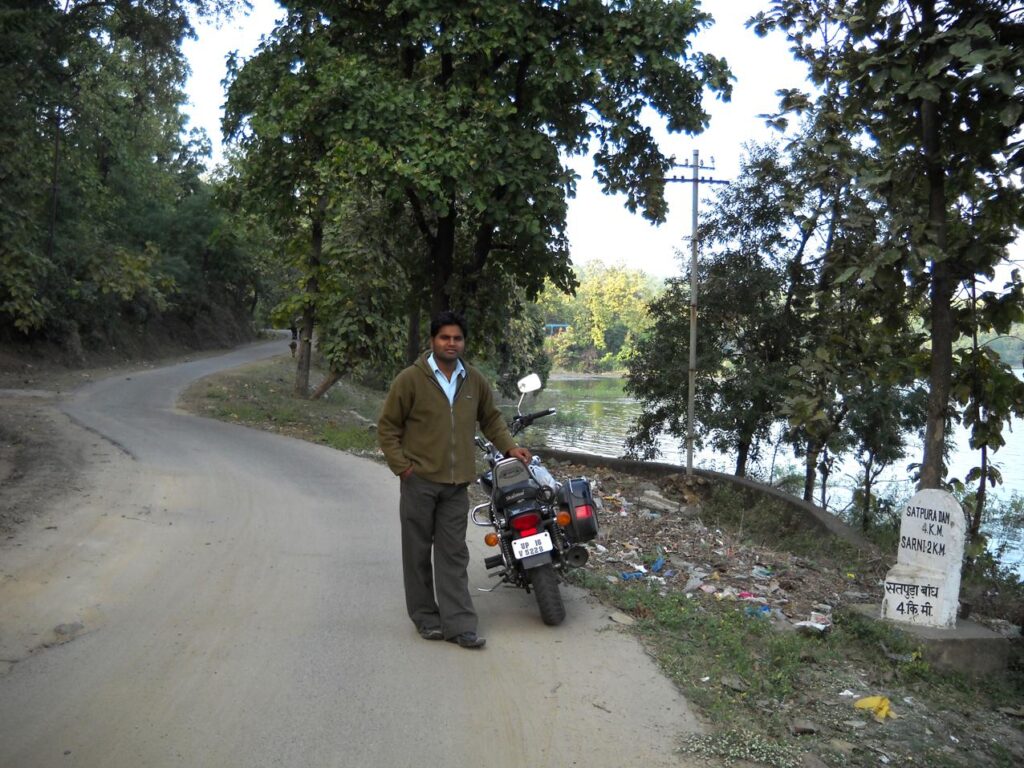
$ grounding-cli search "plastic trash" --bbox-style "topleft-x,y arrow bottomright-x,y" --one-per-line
744,605 -> 772,619
651,557 -> 665,573
854,695 -> 897,722
620,571 -> 645,581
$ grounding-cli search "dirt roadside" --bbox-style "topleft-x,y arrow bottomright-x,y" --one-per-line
0,346 -> 229,537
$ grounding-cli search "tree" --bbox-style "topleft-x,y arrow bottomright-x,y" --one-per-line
224,0 -> 732,388
627,145 -> 801,476
1,1 -> 253,354
537,261 -> 661,372
754,0 -> 1024,491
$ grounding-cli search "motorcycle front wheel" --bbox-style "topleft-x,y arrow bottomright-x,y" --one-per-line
528,563 -> 565,626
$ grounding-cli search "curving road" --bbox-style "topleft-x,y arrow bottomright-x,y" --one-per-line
0,340 -> 700,768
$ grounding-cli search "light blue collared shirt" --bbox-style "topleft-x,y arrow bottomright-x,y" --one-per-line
428,353 -> 465,405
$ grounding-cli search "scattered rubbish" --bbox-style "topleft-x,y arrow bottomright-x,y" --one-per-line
839,689 -> 857,698
683,576 -> 704,593
594,543 -> 608,554
700,676 -> 711,683
745,605 -> 772,619
879,642 -> 918,663
794,620 -> 831,636
751,566 -> 774,580
651,557 -> 665,573
789,719 -> 821,735
609,612 -> 636,626
949,734 -> 959,744
809,611 -> 833,626
854,696 -> 897,723
699,584 -> 717,594
620,571 -> 645,581
720,674 -> 750,693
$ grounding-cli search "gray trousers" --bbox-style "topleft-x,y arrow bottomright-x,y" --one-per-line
399,474 -> 477,638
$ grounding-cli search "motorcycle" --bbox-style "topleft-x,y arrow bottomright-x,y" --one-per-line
471,373 -> 600,625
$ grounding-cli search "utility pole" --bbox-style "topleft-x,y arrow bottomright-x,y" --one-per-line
666,150 -> 729,479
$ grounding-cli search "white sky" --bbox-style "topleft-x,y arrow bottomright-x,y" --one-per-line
181,0 -> 1021,281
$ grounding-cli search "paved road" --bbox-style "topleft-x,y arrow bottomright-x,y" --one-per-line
0,340 -> 700,768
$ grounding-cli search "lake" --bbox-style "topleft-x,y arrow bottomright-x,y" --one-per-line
517,374 -> 1024,576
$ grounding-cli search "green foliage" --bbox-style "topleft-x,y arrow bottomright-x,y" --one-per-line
223,0 -> 731,388
0,1 -> 257,351
537,261 -> 662,372
753,0 -> 1024,491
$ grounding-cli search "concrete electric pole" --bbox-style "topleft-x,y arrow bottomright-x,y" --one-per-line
666,150 -> 729,479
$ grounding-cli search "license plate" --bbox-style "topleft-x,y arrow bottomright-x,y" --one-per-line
512,531 -> 553,560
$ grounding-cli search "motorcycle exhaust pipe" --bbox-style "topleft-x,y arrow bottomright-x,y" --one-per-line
484,554 -> 504,570
563,545 -> 589,568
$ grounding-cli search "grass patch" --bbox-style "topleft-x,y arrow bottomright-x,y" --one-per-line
179,355 -> 385,457
703,483 -> 873,569
569,476 -> 1024,768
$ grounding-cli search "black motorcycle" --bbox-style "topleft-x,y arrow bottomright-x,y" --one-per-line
471,374 -> 599,625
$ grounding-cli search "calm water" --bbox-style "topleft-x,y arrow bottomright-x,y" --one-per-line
516,374 -> 1024,575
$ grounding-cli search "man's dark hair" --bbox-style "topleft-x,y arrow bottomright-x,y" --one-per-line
430,310 -> 468,339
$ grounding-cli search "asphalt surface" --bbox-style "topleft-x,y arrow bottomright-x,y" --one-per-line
0,339 -> 700,767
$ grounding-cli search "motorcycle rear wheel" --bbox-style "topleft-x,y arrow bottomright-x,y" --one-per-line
529,563 -> 565,626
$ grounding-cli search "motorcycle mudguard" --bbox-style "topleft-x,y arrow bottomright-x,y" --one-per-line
561,477 -> 600,543
518,551 -> 553,569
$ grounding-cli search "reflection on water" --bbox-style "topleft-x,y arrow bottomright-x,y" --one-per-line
513,375 -> 1024,576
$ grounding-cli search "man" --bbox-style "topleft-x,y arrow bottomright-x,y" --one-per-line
378,311 -> 531,649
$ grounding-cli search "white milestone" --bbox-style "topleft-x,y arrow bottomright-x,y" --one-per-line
881,489 -> 967,629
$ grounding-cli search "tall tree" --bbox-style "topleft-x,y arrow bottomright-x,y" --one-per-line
754,0 -> 1024,490
1,0 -> 251,353
224,0 -> 732,385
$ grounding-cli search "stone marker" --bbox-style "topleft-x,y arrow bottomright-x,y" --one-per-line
881,489 -> 966,628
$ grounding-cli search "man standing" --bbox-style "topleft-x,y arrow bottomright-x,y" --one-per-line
378,311 -> 531,649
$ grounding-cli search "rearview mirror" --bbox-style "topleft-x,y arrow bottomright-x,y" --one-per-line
516,373 -> 542,394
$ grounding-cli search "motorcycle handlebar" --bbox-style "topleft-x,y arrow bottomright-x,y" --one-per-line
508,407 -> 555,437
523,407 -> 556,423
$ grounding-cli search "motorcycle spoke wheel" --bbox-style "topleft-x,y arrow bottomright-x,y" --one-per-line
528,563 -> 565,626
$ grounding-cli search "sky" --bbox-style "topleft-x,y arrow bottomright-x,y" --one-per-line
181,0 -> 1020,281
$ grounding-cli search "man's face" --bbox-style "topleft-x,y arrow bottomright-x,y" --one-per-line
431,324 -> 465,365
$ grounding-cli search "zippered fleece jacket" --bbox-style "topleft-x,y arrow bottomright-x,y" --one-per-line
377,354 -> 517,485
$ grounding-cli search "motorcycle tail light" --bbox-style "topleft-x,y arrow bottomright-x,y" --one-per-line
575,504 -> 594,519
484,532 -> 499,547
510,512 -> 541,538
556,510 -> 572,527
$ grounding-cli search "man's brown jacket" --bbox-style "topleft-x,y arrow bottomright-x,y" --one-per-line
377,354 -> 516,485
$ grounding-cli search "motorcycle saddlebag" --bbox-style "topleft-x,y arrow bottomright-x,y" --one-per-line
561,477 -> 599,543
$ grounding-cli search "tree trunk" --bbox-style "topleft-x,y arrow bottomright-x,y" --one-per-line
972,444 -> 987,539
310,369 -> 342,401
295,194 -> 328,398
803,443 -> 819,503
47,107 -> 62,265
430,201 -> 456,315
818,448 -> 830,509
917,0 -> 952,490
734,440 -> 749,477
862,454 -> 874,531
406,295 -> 422,365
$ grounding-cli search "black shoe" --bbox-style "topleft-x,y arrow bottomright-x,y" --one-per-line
418,626 -> 444,641
446,631 -> 485,649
